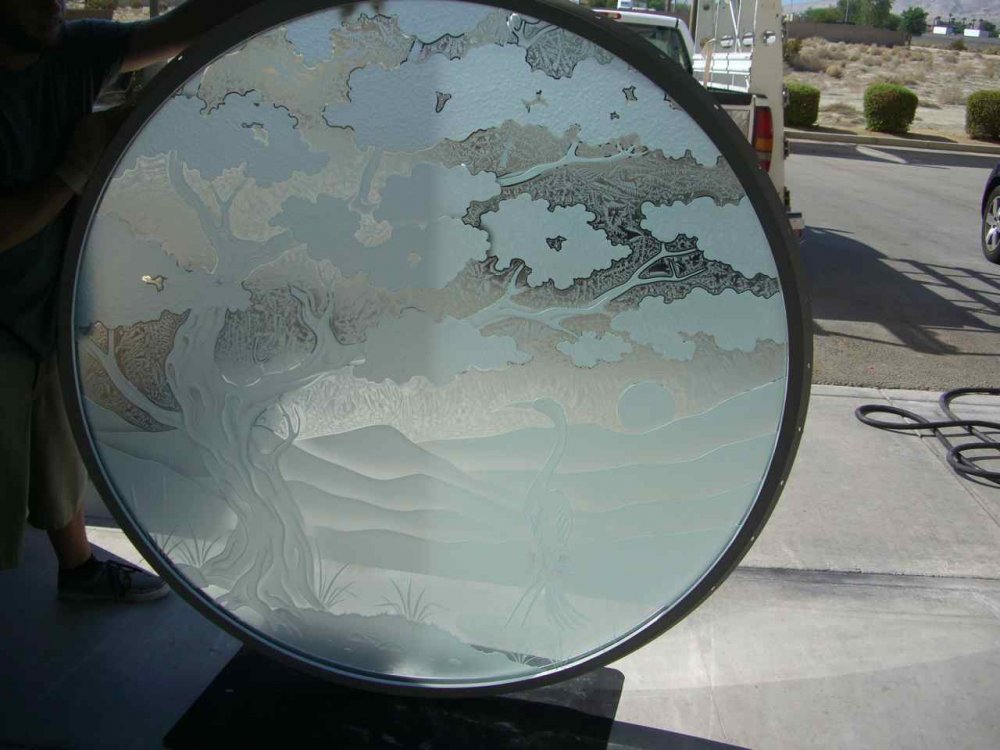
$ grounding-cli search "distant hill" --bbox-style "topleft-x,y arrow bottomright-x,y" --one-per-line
894,0 -> 998,21
784,0 -> 999,23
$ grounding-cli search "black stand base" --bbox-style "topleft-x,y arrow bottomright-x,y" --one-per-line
165,647 -> 626,749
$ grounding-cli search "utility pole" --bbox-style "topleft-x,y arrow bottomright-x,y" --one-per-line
150,0 -> 160,18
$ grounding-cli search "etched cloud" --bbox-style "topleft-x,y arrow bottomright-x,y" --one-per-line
611,289 -> 787,360
376,163 -> 500,225
323,43 -> 718,162
354,309 -> 531,386
557,332 -> 633,367
481,194 -> 630,288
641,197 -> 777,278
388,1 -> 498,40
278,193 -> 488,290
283,15 -> 334,66
125,90 -> 321,186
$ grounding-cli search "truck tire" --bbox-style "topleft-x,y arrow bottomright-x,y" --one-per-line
983,186 -> 1000,265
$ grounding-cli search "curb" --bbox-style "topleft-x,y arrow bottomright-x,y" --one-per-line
786,129 -> 1000,156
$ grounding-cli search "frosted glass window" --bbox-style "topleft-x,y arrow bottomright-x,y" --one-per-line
67,0 -> 807,692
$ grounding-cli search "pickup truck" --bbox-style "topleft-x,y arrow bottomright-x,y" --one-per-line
594,3 -> 804,236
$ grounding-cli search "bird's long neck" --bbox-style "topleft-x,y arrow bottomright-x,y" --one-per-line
529,417 -> 567,495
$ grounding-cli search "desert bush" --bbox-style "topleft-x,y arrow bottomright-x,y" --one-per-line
949,39 -> 966,51
966,90 -> 1000,141
83,0 -> 116,9
795,52 -> 829,72
864,83 -> 918,133
783,38 -> 803,65
825,43 -> 848,61
938,87 -> 967,106
984,60 -> 1000,77
848,50 -> 862,62
826,64 -> 844,79
785,80 -> 821,127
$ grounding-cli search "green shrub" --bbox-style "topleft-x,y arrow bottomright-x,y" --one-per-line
863,83 -> 918,133
785,81 -> 821,127
966,90 -> 1000,140
949,38 -> 966,51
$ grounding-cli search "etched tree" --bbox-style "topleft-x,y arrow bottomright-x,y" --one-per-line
82,154 -> 364,616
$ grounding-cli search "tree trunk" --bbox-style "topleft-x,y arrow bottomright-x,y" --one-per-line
165,308 -> 325,617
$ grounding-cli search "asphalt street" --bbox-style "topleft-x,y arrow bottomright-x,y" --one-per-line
787,140 -> 1000,390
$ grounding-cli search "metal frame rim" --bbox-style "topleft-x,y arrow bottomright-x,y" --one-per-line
59,0 -> 812,697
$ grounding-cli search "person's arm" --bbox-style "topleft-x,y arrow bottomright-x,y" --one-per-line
0,176 -> 75,254
120,0 -> 378,73
120,0 -> 267,73
0,107 -> 130,253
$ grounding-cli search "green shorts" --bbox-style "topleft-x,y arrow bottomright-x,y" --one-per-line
0,333 -> 86,570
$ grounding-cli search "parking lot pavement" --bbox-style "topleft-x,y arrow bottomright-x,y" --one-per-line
2,385 -> 998,749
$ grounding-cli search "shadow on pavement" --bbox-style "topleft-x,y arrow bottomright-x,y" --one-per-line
802,226 -> 1000,355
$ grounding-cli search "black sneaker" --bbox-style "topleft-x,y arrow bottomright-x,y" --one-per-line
58,558 -> 170,603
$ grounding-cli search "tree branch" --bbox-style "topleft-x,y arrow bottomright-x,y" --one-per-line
81,338 -> 183,430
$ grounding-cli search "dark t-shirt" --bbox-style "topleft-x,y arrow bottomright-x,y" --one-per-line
0,20 -> 132,358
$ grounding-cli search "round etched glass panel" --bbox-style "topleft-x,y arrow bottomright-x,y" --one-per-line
71,1 -> 797,689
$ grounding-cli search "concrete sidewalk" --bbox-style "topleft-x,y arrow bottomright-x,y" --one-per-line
1,386 -> 998,749
786,128 -> 1000,156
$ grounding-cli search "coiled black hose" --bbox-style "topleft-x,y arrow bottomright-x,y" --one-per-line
855,388 -> 1000,486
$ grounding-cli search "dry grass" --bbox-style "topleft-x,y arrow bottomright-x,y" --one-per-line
938,87 -> 967,106
957,61 -> 978,78
785,37 -> 1000,137
822,102 -> 860,115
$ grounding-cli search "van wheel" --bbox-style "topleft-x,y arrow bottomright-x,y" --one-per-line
983,186 -> 1000,264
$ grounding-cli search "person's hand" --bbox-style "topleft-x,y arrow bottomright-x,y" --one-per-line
54,107 -> 133,196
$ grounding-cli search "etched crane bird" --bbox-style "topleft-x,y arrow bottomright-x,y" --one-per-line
506,398 -> 585,632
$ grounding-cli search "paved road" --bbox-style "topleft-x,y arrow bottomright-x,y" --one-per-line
787,140 -> 1000,390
